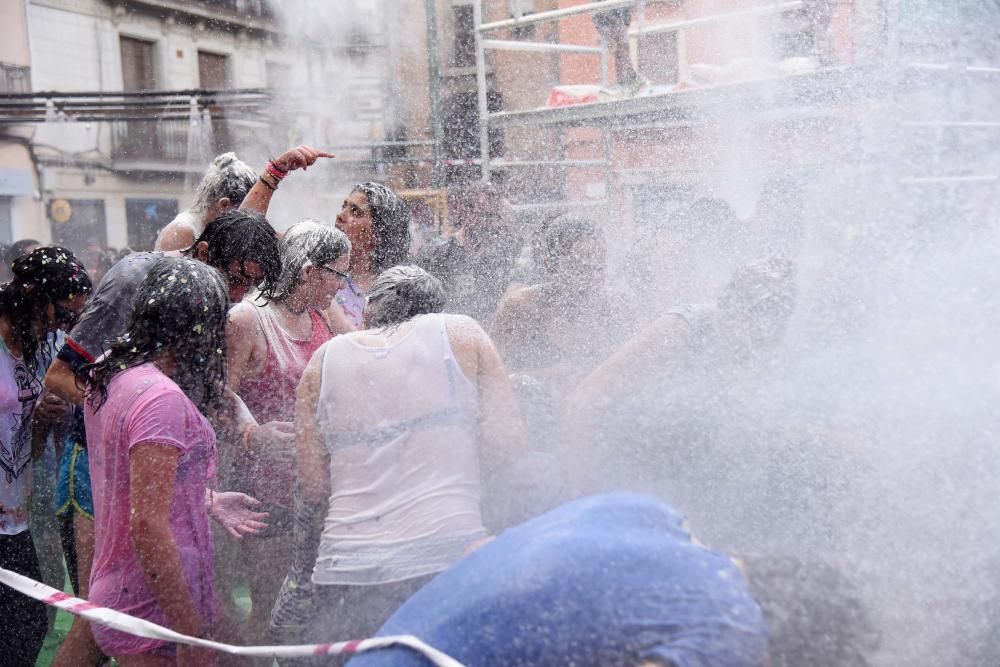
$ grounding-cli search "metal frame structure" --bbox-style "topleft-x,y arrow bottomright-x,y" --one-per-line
472,0 -> 809,198
470,0 -> 1000,212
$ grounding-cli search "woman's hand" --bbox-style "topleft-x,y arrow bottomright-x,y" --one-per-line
208,491 -> 269,540
272,145 -> 334,174
34,392 -> 70,426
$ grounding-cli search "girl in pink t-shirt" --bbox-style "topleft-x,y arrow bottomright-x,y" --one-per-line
80,257 -> 265,664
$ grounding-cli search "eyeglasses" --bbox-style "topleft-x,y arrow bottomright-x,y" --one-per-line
54,304 -> 80,329
317,265 -> 351,281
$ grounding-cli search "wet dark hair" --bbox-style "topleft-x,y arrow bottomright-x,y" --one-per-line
742,555 -> 880,666
541,213 -> 605,268
352,182 -> 411,273
8,239 -> 40,262
0,246 -> 92,378
187,208 -> 282,299
366,265 -> 445,328
80,256 -> 228,412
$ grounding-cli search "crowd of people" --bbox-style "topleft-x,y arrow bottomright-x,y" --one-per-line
0,143 -> 877,667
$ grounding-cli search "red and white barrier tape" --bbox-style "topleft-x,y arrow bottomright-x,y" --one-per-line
0,566 -> 464,665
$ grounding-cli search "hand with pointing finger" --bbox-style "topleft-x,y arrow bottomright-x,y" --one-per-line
272,145 -> 335,174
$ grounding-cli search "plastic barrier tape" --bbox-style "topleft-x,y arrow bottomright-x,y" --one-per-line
0,566 -> 464,665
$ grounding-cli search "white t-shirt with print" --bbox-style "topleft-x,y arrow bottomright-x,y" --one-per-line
0,334 -> 59,535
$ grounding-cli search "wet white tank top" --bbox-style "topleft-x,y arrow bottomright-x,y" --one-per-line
312,313 -> 486,586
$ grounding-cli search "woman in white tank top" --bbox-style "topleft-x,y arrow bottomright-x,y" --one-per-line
272,265 -> 524,656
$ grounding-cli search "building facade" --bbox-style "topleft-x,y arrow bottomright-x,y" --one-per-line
0,0 -> 44,245
21,0 -> 286,255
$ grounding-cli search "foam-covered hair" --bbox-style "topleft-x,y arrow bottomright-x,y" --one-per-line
192,152 -> 257,213
271,220 -> 352,302
366,264 -> 445,328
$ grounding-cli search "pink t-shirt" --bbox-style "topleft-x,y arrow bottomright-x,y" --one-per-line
85,363 -> 217,656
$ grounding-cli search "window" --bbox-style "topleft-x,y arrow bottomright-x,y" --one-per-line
198,51 -> 230,90
451,5 -> 476,68
50,199 -> 107,259
120,36 -> 156,91
773,8 -> 817,60
125,199 -> 178,252
0,197 -> 12,244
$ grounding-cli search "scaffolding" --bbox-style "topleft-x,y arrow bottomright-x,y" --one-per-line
469,0 -> 1000,217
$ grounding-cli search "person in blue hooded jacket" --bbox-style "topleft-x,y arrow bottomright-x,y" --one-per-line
345,492 -> 767,667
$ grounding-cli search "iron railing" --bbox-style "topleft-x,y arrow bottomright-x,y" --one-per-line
110,118 -> 229,165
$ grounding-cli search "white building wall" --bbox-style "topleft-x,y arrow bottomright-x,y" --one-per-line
26,0 -> 279,250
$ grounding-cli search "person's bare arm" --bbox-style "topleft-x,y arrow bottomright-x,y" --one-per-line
223,304 -> 296,469
129,444 -> 208,639
240,145 -> 335,217
282,348 -> 331,593
295,348 -> 330,503
489,287 -> 535,366
43,357 -> 85,407
562,314 -> 692,491
154,222 -> 196,252
449,316 -> 525,475
225,303 -> 262,391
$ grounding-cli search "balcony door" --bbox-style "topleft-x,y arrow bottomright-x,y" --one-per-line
198,51 -> 231,151
118,37 -> 158,160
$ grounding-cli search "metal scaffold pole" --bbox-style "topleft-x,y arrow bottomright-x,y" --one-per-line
473,0 -> 492,182
425,0 -> 445,188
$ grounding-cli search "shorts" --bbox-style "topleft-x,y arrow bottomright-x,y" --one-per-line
592,0 -> 632,40
56,439 -> 94,518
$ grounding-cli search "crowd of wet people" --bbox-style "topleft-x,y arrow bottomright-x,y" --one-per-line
0,145 -> 877,667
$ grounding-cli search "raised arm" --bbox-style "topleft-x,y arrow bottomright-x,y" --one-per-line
488,286 -> 536,369
562,313 -> 693,491
240,145 -> 335,217
447,316 -> 525,475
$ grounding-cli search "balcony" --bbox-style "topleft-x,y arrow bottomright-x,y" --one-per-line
111,118 -> 231,173
119,0 -> 276,34
0,63 -> 31,94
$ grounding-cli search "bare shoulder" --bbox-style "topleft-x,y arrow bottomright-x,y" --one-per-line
502,284 -> 541,309
226,300 -> 260,330
154,220 -> 196,252
494,284 -> 541,321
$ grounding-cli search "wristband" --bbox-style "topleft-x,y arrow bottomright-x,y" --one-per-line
258,174 -> 277,191
267,159 -> 288,175
265,161 -> 287,181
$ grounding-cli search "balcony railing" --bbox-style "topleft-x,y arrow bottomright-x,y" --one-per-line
111,118 -> 230,171
0,64 -> 31,94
